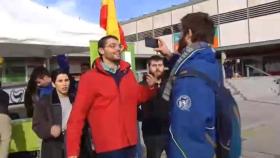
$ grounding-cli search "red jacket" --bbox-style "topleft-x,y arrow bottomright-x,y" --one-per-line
67,58 -> 155,156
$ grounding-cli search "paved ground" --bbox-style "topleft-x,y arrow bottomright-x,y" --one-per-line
239,97 -> 280,158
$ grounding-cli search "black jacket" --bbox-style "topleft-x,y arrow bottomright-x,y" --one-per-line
139,79 -> 170,137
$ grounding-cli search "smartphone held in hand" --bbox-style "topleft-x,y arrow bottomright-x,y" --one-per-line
145,37 -> 159,48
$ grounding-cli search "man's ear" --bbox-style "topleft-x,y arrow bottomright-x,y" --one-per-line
184,29 -> 193,44
188,29 -> 193,37
99,48 -> 104,55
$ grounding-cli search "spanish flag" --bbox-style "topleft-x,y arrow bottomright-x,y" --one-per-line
100,0 -> 127,49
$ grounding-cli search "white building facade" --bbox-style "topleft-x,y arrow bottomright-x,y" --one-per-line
121,0 -> 280,76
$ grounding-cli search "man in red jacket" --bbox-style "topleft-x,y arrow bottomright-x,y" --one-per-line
67,35 -> 157,158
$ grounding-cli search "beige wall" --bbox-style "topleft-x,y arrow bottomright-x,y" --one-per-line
136,17 -> 153,32
220,20 -> 249,46
248,0 -> 277,7
218,0 -> 247,14
250,13 -> 280,43
153,12 -> 172,29
122,22 -> 137,35
171,6 -> 192,24
193,0 -> 218,16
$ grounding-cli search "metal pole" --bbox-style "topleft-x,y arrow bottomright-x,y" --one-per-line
277,79 -> 280,96
25,60 -> 28,82
45,57 -> 50,71
44,49 -> 52,71
278,82 -> 280,96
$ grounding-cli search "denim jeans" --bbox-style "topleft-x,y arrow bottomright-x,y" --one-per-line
135,122 -> 143,158
97,146 -> 136,158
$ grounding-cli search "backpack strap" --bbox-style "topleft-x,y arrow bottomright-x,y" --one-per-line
176,68 -> 219,93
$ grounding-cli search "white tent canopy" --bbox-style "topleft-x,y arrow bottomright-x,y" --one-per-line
0,0 -> 105,57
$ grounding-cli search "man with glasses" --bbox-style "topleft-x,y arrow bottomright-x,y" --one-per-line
66,35 -> 157,158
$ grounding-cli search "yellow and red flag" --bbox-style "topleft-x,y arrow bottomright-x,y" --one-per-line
100,0 -> 127,49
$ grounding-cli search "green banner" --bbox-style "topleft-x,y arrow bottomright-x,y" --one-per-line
9,118 -> 41,153
173,32 -> 181,51
89,40 -> 99,66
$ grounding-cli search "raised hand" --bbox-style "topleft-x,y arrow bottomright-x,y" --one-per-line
154,38 -> 173,60
146,74 -> 157,88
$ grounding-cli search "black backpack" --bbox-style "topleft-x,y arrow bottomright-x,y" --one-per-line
176,68 -> 242,158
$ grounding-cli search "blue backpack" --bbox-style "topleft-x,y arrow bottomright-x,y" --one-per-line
176,68 -> 242,158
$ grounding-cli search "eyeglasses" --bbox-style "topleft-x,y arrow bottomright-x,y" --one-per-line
105,43 -> 123,50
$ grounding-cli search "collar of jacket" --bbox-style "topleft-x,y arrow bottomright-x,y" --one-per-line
101,62 -> 120,74
51,89 -> 75,105
93,57 -> 131,75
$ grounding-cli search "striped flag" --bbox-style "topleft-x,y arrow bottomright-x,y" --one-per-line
100,0 -> 127,49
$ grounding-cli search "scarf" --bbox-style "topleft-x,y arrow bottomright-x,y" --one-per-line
162,42 -> 211,101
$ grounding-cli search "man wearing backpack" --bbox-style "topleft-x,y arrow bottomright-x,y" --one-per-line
155,12 -> 241,158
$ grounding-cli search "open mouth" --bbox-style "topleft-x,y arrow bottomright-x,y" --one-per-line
61,87 -> 68,91
113,53 -> 121,58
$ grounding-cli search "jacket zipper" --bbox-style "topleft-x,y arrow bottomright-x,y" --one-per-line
113,74 -> 132,145
169,126 -> 188,158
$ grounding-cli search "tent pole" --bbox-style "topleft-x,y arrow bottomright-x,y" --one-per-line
45,57 -> 50,70
44,49 -> 51,70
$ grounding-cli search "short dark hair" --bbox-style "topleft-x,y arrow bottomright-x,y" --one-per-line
24,78 -> 37,117
147,55 -> 164,66
51,69 -> 69,83
181,12 -> 215,44
98,35 -> 119,49
30,66 -> 50,80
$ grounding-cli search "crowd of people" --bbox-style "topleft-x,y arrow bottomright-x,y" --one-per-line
0,12 -> 241,158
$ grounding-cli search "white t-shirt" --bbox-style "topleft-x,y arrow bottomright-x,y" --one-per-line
59,96 -> 72,131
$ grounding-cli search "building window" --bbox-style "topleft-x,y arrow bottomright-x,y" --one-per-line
3,65 -> 25,83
